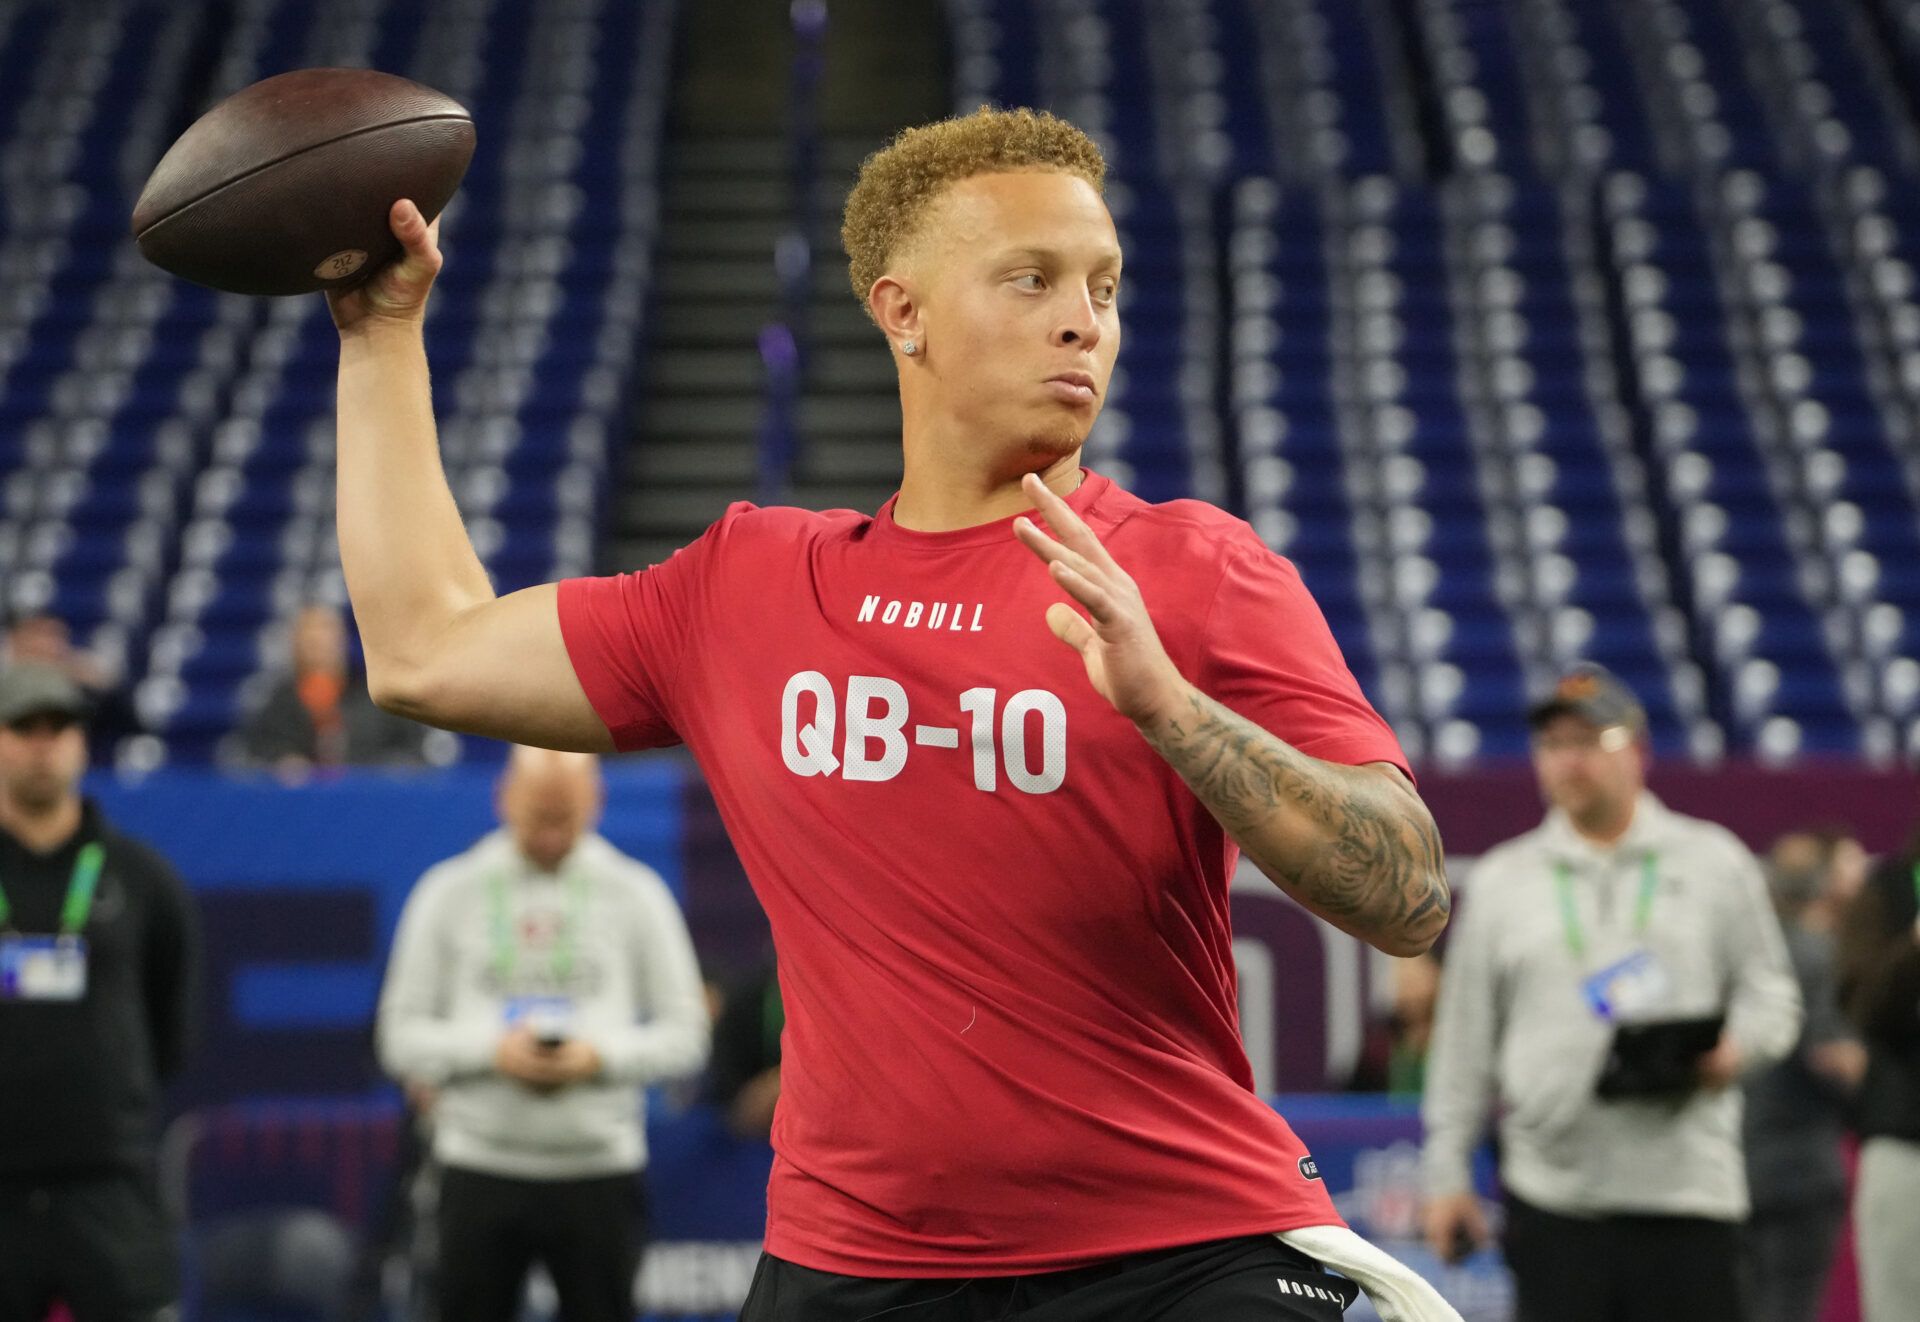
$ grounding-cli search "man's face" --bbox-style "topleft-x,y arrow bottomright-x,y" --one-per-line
1531,713 -> 1644,824
498,756 -> 602,873
292,607 -> 346,676
1826,838 -> 1869,906
905,170 -> 1122,468
1768,832 -> 1827,904
0,714 -> 87,813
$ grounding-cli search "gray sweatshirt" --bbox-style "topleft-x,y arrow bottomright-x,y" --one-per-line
1422,793 -> 1801,1220
376,830 -> 710,1179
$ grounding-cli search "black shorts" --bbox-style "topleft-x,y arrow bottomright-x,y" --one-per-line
738,1234 -> 1359,1321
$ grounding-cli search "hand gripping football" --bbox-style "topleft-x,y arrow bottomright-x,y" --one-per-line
132,67 -> 475,296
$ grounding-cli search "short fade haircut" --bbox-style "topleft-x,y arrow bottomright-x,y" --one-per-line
840,106 -> 1107,320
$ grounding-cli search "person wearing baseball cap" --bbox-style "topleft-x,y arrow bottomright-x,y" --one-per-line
1420,663 -> 1801,1322
0,662 -> 94,729
1523,663 -> 1650,745
0,663 -> 200,1322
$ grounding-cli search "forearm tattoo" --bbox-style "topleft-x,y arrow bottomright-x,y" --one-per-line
1144,687 -> 1451,950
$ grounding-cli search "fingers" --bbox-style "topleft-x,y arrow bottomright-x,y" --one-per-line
1045,602 -> 1095,653
512,1052 -> 568,1087
1016,472 -> 1141,647
1022,472 -> 1094,549
390,199 -> 444,267
1021,472 -> 1117,570
1447,1204 -> 1489,1262
1013,515 -> 1100,582
1048,558 -> 1121,626
1427,1216 -> 1465,1263
390,198 -> 422,239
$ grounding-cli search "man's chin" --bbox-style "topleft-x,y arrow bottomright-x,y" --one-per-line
1021,426 -> 1086,459
5,781 -> 67,814
1555,793 -> 1606,823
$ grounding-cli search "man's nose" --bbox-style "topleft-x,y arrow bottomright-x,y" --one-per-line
1053,289 -> 1101,351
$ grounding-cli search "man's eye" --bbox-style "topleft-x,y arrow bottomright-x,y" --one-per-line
1094,283 -> 1118,303
1014,273 -> 1045,290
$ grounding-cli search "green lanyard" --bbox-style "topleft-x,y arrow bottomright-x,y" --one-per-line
1552,853 -> 1659,961
0,843 -> 105,937
487,867 -> 587,982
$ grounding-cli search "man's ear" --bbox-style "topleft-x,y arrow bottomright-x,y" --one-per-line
869,275 -> 923,351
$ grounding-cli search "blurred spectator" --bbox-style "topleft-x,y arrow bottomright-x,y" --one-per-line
1772,828 -> 1870,935
1421,664 -> 1799,1322
375,747 -> 708,1322
0,664 -> 199,1321
237,604 -> 430,774
3,613 -> 137,761
1837,822 -> 1920,1322
1742,830 -> 1868,1322
703,960 -> 783,1139
1348,953 -> 1440,1098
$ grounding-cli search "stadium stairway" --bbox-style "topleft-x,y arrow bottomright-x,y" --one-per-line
614,135 -> 900,572
606,0 -> 945,573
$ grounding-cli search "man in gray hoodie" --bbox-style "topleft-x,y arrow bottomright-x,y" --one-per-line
376,746 -> 709,1322
1420,665 -> 1800,1322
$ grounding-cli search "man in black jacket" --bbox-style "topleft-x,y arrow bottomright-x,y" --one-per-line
0,664 -> 199,1322
1838,827 -> 1920,1322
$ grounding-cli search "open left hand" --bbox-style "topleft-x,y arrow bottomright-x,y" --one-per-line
1013,472 -> 1191,727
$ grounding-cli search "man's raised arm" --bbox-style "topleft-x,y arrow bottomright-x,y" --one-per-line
329,200 -> 611,751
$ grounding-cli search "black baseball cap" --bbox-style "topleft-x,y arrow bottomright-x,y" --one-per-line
1527,663 -> 1647,733
0,664 -> 91,726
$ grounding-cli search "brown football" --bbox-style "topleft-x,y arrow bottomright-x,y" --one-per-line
132,68 -> 475,297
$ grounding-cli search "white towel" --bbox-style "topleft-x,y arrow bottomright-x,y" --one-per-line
1277,1226 -> 1465,1322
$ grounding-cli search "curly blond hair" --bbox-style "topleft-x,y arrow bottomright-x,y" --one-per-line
840,107 -> 1107,317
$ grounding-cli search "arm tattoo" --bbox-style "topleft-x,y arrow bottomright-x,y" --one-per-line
1143,686 -> 1450,952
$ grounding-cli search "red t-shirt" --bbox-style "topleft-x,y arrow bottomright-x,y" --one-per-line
558,471 -> 1407,1276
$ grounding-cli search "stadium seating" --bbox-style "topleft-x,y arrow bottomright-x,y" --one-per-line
949,0 -> 1918,763
0,0 -> 1915,766
0,0 -> 672,765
